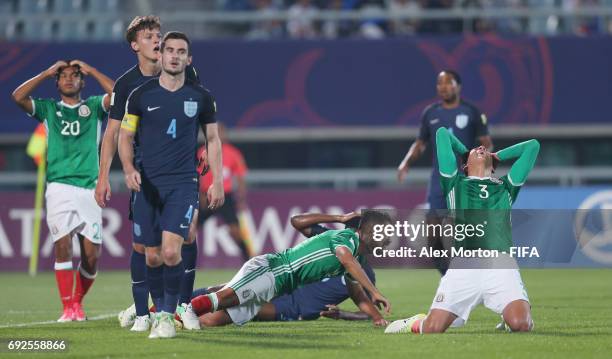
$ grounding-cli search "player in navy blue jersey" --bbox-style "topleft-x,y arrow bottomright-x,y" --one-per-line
176,211 -> 387,328
397,70 -> 492,275
118,31 -> 224,339
96,16 -> 201,211
96,16 -> 203,333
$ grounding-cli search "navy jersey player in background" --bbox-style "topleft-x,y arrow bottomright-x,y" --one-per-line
96,16 -> 202,332
396,70 -> 492,275
118,31 -> 224,339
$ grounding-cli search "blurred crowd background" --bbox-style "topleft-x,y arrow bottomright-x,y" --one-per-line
1,0 -> 612,41
0,0 -> 611,189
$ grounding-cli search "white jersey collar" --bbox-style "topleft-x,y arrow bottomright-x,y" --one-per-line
59,100 -> 84,109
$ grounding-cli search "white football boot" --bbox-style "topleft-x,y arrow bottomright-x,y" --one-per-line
495,315 -> 510,332
118,304 -> 137,328
148,313 -> 161,339
131,314 -> 151,332
156,312 -> 177,339
177,303 -> 201,330
384,314 -> 427,334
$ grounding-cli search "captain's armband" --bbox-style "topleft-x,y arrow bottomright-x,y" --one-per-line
121,114 -> 139,132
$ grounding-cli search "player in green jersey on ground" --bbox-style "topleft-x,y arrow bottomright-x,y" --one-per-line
385,127 -> 539,334
12,60 -> 113,322
178,210 -> 393,329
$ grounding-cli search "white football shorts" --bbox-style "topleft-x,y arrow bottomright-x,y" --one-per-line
430,256 -> 529,327
225,255 -> 276,325
45,182 -> 102,244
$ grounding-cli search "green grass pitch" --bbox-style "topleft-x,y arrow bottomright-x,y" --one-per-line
1,269 -> 611,358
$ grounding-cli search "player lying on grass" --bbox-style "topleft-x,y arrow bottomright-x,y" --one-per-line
191,211 -> 386,327
178,210 -> 393,329
119,211 -> 387,326
385,127 -> 539,334
12,60 -> 113,322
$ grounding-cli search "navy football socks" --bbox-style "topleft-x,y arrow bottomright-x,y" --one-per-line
179,241 -> 198,304
163,261 -> 184,314
130,250 -> 150,317
146,264 -> 164,312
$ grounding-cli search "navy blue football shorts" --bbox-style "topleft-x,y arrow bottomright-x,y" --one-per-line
131,181 -> 199,246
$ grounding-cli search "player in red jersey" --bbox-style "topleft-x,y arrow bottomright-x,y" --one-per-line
197,123 -> 251,261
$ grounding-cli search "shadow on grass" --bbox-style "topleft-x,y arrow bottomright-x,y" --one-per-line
527,330 -> 612,337
435,330 -> 612,338
180,335 -> 346,350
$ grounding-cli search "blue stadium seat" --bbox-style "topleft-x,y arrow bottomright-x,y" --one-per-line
55,0 -> 77,13
526,0 -> 558,34
0,0 -> 15,14
89,0 -> 119,13
23,20 -> 55,40
59,20 -> 88,40
92,20 -> 123,40
18,0 -> 50,14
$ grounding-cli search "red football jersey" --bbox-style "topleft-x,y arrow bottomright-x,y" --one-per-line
197,143 -> 247,194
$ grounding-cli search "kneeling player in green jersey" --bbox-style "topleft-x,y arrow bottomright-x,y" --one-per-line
386,127 -> 539,335
12,60 -> 113,322
179,210 -> 393,329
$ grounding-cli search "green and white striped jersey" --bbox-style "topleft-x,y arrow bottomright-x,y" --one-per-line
267,228 -> 360,295
30,96 -> 107,189
435,127 -> 539,252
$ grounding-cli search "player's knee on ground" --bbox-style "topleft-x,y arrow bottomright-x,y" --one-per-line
199,311 -> 232,327
199,315 -> 220,327
503,300 -> 532,332
422,309 -> 457,333
422,316 -> 450,333
505,316 -> 532,332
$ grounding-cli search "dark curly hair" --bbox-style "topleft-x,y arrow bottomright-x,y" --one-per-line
55,61 -> 83,83
440,69 -> 462,85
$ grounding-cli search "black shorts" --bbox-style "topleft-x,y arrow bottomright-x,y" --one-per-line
198,192 -> 239,226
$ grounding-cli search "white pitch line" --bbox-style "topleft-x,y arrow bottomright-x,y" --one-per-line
0,313 -> 116,329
